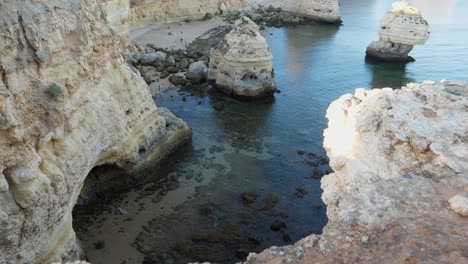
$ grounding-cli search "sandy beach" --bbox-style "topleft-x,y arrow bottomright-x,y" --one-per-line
130,17 -> 228,50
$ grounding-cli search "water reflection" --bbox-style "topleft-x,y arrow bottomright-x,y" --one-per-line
283,24 -> 340,79
364,56 -> 415,88
208,89 -> 275,140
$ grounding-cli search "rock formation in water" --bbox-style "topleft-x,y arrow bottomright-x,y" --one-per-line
281,0 -> 341,24
366,1 -> 430,62
243,80 -> 468,263
0,0 -> 191,263
99,0 -> 252,35
207,16 -> 276,98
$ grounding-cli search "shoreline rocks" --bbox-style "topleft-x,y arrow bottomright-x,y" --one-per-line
366,1 -> 430,62
208,16 -> 277,98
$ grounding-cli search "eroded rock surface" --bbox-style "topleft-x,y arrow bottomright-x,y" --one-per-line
243,81 -> 468,263
366,1 -> 430,62
99,0 -> 251,35
0,0 -> 190,263
281,0 -> 341,24
208,16 -> 276,98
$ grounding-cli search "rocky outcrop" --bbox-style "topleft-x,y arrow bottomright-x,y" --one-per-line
281,0 -> 341,24
208,16 -> 276,98
366,1 -> 430,62
0,1 -> 190,263
99,0 -> 251,35
243,80 -> 468,263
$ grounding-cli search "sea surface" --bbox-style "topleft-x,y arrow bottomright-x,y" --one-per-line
74,0 -> 468,263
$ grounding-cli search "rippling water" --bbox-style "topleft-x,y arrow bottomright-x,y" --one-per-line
74,1 -> 468,263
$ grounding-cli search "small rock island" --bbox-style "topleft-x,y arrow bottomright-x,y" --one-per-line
208,16 -> 277,98
366,1 -> 430,62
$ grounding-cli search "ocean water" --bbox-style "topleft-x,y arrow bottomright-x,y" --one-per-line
74,1 -> 468,263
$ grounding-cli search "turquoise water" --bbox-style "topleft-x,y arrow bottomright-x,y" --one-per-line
75,1 -> 468,263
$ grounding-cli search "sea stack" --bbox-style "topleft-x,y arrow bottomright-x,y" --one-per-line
208,16 -> 276,98
366,1 -> 430,62
281,0 -> 341,24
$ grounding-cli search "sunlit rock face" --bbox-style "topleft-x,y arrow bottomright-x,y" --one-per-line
366,1 -> 430,62
244,81 -> 468,263
0,0 -> 190,263
99,0 -> 251,35
208,16 -> 276,98
281,0 -> 341,23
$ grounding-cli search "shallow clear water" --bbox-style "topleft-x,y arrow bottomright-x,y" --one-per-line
74,1 -> 468,263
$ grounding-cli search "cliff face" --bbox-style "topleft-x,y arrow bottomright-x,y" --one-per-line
99,0 -> 251,35
244,81 -> 468,263
251,0 -> 341,23
0,0 -> 190,263
281,0 -> 341,23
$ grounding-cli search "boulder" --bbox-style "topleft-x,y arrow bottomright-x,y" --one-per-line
208,16 -> 276,98
449,194 -> 468,216
140,51 -> 167,65
187,61 -> 208,82
366,1 -> 430,62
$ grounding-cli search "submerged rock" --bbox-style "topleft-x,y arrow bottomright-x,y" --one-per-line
244,81 -> 468,263
208,16 -> 276,98
366,1 -> 430,62
241,192 -> 258,204
281,0 -> 341,24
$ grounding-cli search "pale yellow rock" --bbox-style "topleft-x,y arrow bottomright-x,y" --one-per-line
366,1 -> 430,61
0,0 -> 190,263
208,16 -> 276,97
379,1 -> 430,46
243,81 -> 468,263
99,0 -> 252,35
281,0 -> 341,23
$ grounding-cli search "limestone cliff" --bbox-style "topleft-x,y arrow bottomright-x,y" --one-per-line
0,0 -> 190,263
99,0 -> 251,35
208,16 -> 276,98
366,1 -> 430,62
281,0 -> 341,23
251,0 -> 341,23
244,81 -> 468,263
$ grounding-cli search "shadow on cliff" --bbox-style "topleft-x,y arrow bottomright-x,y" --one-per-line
364,56 -> 416,89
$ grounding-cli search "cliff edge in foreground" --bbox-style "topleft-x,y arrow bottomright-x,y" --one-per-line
0,1 -> 190,263
244,80 -> 468,263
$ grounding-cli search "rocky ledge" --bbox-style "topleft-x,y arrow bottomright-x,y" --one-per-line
366,1 -> 430,62
0,1 -> 191,263
244,80 -> 468,263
